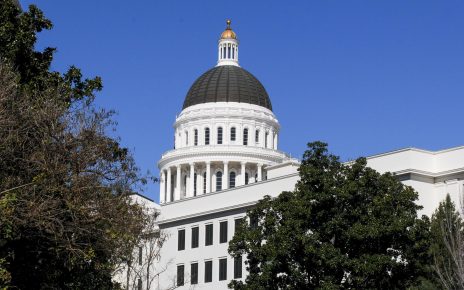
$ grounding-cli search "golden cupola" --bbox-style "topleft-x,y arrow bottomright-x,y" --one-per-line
217,20 -> 239,67
220,19 -> 237,40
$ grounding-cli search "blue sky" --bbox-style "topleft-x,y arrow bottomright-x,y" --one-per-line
22,0 -> 464,201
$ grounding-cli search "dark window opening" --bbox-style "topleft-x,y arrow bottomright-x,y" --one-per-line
245,172 -> 249,185
229,171 -> 236,188
216,171 -> 222,191
205,128 -> 210,145
177,265 -> 184,286
205,260 -> 213,283
217,127 -> 223,144
205,224 -> 213,246
243,128 -> 248,145
192,226 -> 199,248
193,173 -> 197,196
220,221 -> 228,243
194,129 -> 198,146
191,263 -> 198,285
230,127 -> 236,141
219,258 -> 227,281
234,256 -> 242,279
255,130 -> 259,143
203,172 -> 207,194
178,229 -> 185,251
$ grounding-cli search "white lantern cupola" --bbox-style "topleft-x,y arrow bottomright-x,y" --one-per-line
217,20 -> 239,67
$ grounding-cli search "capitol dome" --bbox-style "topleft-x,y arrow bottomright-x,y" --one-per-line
182,65 -> 272,111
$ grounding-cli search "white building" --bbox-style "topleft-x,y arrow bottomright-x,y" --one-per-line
122,21 -> 464,290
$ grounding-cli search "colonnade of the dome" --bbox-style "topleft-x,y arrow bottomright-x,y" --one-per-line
159,161 -> 264,204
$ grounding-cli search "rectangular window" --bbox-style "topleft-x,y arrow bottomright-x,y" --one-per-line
205,260 -> 213,283
250,216 -> 258,229
194,129 -> 198,146
220,221 -> 228,243
191,263 -> 198,285
194,173 -> 197,196
243,128 -> 248,146
177,264 -> 184,286
205,224 -> 213,246
234,256 -> 242,279
235,218 -> 243,233
178,229 -> 185,251
191,226 -> 199,248
205,128 -> 210,145
203,172 -> 207,194
137,279 -> 142,290
219,258 -> 227,281
255,130 -> 259,143
138,246 -> 143,265
217,127 -> 223,144
230,127 -> 236,141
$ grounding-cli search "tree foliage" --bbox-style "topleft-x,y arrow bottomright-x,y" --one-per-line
430,195 -> 464,289
0,1 -> 149,288
229,141 -> 432,289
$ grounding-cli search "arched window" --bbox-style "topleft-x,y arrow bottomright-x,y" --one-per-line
217,127 -> 223,144
229,172 -> 236,188
203,172 -> 207,194
194,129 -> 198,146
265,131 -> 269,148
245,172 -> 249,185
228,45 -> 231,58
230,127 -> 236,141
232,45 -> 235,59
185,131 -> 188,146
243,128 -> 248,146
255,129 -> 260,144
223,46 -> 226,59
205,128 -> 210,145
193,173 -> 197,196
216,171 -> 223,191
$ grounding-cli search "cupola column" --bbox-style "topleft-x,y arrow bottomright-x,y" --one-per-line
240,162 -> 247,186
189,163 -> 195,197
206,162 -> 211,194
160,171 -> 166,204
223,161 -> 229,190
175,165 -> 181,200
166,168 -> 172,202
257,163 -> 263,182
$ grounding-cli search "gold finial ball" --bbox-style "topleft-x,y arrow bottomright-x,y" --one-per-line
221,19 -> 237,39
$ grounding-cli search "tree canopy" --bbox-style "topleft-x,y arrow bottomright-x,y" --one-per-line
0,1 -> 149,288
229,141 -> 432,289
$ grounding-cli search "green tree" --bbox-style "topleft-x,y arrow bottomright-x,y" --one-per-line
229,141 -> 432,289
430,195 -> 464,289
0,1 -> 149,288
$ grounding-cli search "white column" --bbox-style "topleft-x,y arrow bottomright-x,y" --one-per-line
241,162 -> 246,185
166,167 -> 172,202
270,128 -> 274,149
189,163 -> 195,197
160,170 -> 166,204
175,165 -> 181,201
223,161 -> 229,190
206,162 -> 211,193
257,163 -> 263,182
274,132 -> 278,150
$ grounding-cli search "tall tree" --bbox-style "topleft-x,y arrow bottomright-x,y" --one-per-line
229,141 -> 432,289
430,195 -> 464,289
0,1 -> 149,288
